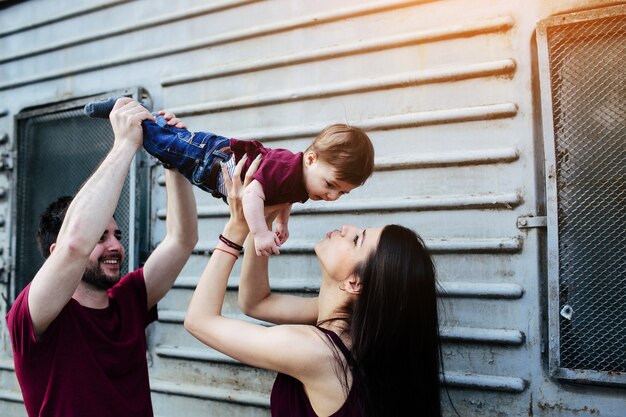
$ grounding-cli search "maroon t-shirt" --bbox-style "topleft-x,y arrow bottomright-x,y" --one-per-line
230,139 -> 309,205
6,268 -> 157,417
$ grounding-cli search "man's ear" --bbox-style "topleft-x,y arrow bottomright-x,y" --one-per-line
49,243 -> 57,255
344,275 -> 362,295
304,150 -> 318,167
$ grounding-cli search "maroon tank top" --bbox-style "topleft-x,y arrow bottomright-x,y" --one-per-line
270,327 -> 362,416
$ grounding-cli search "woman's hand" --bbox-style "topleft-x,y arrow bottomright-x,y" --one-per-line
185,152 -> 262,336
222,154 -> 262,239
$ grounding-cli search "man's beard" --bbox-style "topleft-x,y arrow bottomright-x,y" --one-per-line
82,262 -> 121,290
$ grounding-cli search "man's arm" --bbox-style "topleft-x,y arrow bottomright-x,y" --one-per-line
28,98 -> 148,336
143,168 -> 198,309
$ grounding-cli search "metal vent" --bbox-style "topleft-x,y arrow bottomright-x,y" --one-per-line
539,6 -> 626,385
12,93 -> 142,296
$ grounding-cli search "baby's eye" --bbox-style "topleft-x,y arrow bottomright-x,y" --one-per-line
353,234 -> 359,246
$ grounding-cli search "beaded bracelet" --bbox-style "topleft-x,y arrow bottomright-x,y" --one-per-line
214,247 -> 238,260
219,234 -> 244,251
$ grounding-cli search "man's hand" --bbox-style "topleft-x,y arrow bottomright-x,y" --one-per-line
109,98 -> 153,150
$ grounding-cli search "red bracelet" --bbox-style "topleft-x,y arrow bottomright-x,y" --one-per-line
213,247 -> 238,259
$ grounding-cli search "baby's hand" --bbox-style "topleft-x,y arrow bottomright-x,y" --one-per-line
275,222 -> 289,245
158,110 -> 187,129
254,229 -> 281,257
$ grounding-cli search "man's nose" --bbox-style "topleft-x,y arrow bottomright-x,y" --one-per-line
105,236 -> 122,251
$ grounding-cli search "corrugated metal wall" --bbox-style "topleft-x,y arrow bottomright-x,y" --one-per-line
0,1 -> 624,416
148,1 -> 530,415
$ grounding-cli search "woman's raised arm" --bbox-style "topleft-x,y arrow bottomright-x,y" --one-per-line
184,156 -> 327,379
238,209 -> 318,325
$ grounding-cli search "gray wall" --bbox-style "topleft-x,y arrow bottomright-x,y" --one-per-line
1,0 -> 624,416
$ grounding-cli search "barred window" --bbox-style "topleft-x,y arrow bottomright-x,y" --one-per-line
537,5 -> 625,386
11,90 -> 145,297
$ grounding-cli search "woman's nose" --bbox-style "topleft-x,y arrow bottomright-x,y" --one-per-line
341,224 -> 356,235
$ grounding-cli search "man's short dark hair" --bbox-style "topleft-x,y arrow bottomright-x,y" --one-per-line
36,196 -> 73,259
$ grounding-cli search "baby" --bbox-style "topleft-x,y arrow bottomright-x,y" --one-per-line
85,97 -> 375,256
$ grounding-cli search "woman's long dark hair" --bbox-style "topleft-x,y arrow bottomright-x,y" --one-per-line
350,224 -> 442,417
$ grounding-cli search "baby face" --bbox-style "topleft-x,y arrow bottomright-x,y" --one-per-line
303,157 -> 356,201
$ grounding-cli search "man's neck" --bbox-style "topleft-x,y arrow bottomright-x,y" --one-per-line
73,282 -> 110,309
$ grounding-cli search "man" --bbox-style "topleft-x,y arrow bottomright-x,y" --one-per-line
6,98 -> 198,417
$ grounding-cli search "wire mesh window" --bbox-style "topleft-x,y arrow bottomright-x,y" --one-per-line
538,7 -> 625,385
13,99 -> 137,296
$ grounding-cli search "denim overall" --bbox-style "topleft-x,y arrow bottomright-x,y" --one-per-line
143,116 -> 232,198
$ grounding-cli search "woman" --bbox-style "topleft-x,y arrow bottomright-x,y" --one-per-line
185,155 -> 443,416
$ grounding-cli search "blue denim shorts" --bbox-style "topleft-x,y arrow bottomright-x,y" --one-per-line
142,115 -> 232,196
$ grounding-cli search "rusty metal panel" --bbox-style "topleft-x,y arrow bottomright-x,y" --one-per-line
1,1 -> 625,416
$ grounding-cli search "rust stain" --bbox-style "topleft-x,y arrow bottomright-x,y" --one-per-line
537,401 -> 599,415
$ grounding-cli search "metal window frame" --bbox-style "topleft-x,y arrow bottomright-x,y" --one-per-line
7,87 -> 150,304
537,4 -> 626,386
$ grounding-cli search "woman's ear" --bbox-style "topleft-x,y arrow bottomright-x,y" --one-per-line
49,243 -> 57,254
343,275 -> 362,295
